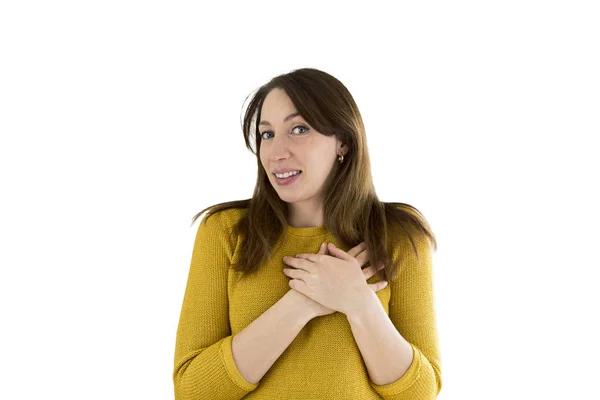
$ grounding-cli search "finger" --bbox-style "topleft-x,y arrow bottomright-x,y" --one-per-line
368,280 -> 389,292
318,242 -> 326,255
283,266 -> 309,281
295,242 -> 326,259
346,241 -> 363,257
347,242 -> 369,267
286,254 -> 319,273
354,247 -> 370,267
347,241 -> 366,258
362,263 -> 386,279
327,243 -> 350,261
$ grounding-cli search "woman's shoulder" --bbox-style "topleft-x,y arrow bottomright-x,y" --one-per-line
218,207 -> 248,227
200,206 -> 247,234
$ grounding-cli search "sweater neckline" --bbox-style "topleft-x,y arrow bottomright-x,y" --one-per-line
286,224 -> 328,237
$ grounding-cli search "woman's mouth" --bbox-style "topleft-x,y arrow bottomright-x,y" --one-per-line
274,171 -> 302,186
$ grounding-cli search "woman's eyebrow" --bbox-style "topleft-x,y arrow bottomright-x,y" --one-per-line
259,111 -> 301,127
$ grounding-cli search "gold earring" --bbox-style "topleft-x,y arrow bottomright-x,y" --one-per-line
338,154 -> 344,163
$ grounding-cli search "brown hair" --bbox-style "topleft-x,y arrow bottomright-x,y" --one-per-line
191,67 -> 437,282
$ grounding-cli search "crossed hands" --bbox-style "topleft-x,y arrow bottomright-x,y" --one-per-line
282,241 -> 388,317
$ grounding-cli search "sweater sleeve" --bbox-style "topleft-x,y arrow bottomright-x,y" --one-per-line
369,228 -> 443,399
172,211 -> 259,400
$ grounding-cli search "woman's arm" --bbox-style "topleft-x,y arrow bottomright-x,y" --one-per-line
172,212 -> 315,400
231,289 -> 313,384
357,229 -> 443,399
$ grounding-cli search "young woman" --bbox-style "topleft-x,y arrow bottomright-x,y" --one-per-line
173,68 -> 442,399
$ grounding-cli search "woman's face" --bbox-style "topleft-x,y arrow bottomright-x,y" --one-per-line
259,88 -> 344,205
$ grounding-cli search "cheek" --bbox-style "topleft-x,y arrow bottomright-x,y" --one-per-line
259,153 -> 268,171
304,170 -> 330,190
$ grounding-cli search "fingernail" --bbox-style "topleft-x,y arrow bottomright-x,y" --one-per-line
383,281 -> 388,287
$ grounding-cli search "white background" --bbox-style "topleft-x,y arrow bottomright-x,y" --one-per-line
1,1 -> 598,399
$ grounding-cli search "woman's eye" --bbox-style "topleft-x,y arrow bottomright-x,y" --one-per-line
261,125 -> 309,140
293,125 -> 309,134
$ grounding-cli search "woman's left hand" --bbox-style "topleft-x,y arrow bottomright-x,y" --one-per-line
282,242 -> 375,316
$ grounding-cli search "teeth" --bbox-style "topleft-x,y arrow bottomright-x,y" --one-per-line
275,170 -> 301,178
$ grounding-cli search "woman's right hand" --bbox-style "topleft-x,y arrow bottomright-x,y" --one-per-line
285,241 -> 387,318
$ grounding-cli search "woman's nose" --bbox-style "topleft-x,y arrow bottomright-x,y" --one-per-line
269,137 -> 292,160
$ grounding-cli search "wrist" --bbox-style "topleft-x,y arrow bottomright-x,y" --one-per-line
283,290 -> 317,323
344,289 -> 381,322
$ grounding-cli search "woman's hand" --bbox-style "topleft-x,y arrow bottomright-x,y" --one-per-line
283,242 -> 387,318
284,242 -> 335,318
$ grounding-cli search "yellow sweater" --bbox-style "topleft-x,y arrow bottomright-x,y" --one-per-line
173,207 -> 442,399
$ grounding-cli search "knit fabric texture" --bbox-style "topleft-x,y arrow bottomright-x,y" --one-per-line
173,207 -> 442,399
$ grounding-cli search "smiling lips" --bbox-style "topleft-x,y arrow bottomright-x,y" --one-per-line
273,168 -> 303,175
274,170 -> 302,185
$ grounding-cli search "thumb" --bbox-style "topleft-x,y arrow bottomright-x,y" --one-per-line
326,242 -> 341,255
318,242 -> 328,255
327,242 -> 353,261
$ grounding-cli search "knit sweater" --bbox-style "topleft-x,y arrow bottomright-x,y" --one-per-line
172,207 -> 442,399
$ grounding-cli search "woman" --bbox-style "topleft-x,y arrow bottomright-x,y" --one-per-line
172,68 -> 442,399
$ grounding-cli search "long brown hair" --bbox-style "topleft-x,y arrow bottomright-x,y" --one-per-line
191,67 -> 437,282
